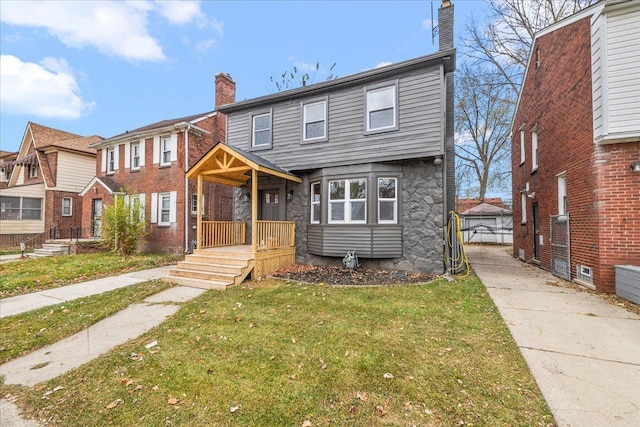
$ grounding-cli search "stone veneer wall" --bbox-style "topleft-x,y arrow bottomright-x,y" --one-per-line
233,158 -> 445,275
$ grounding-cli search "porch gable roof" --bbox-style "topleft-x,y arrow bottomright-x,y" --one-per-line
186,142 -> 301,186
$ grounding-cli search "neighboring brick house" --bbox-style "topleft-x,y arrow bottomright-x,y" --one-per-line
0,150 -> 18,188
80,73 -> 236,253
511,0 -> 640,292
0,123 -> 101,247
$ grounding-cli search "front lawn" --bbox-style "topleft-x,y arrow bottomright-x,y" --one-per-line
0,253 -> 182,298
2,276 -> 554,426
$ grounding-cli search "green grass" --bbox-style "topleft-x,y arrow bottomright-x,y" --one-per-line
2,276 -> 554,426
0,280 -> 173,364
0,252 -> 182,298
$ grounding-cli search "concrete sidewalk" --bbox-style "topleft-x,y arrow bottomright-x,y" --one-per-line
0,266 -> 174,318
465,245 -> 640,427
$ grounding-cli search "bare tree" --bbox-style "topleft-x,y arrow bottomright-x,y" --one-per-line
455,64 -> 512,200
462,0 -> 597,96
270,62 -> 337,92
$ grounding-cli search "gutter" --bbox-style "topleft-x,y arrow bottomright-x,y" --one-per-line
184,125 -> 191,253
90,122 -> 211,149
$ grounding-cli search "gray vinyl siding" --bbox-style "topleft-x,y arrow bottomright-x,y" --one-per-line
307,224 -> 403,258
226,65 -> 443,171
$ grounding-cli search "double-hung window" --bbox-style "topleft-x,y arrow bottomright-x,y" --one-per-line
310,182 -> 321,223
365,82 -> 398,133
531,130 -> 538,171
61,197 -> 73,216
107,147 -> 115,174
302,99 -> 327,142
378,178 -> 397,223
557,173 -> 567,215
519,128 -> 526,165
131,142 -> 141,170
252,111 -> 272,148
329,178 -> 366,223
521,192 -> 527,224
190,194 -> 205,215
161,136 -> 172,166
159,193 -> 171,225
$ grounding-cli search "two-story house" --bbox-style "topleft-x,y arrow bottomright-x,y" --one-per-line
80,73 -> 236,253
0,123 -> 101,248
179,1 -> 456,287
511,0 -> 640,293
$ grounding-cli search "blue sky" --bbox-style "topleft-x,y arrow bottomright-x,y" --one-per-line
0,0 -> 488,153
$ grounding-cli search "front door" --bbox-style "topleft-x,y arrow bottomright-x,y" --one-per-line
92,199 -> 102,237
260,190 -> 281,221
533,202 -> 540,260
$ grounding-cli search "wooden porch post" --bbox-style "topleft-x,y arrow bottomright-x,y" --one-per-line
196,175 -> 203,250
251,168 -> 258,251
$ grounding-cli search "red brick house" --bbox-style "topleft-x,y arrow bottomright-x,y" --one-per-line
0,123 -> 101,247
0,150 -> 18,188
80,73 -> 236,253
511,0 -> 640,292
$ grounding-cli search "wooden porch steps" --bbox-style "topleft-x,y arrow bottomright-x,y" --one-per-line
167,247 -> 256,290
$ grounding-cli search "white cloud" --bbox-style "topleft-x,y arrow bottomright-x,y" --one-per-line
375,61 -> 393,69
422,18 -> 434,31
0,55 -> 95,119
154,0 -> 222,36
196,39 -> 216,54
0,1 -> 165,62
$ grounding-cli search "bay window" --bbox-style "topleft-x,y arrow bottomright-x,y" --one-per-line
378,178 -> 397,223
329,178 -> 366,223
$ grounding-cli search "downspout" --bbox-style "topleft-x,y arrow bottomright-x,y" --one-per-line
184,125 -> 190,253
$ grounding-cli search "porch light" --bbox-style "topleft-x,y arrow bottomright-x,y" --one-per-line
244,192 -> 250,202
434,157 -> 442,167
287,189 -> 294,200
631,162 -> 640,172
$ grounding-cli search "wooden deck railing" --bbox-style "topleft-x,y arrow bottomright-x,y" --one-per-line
201,221 -> 246,248
256,221 -> 295,250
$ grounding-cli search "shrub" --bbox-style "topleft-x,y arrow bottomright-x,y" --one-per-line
101,194 -> 146,256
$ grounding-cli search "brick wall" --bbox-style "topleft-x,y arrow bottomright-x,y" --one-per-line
512,15 -> 640,292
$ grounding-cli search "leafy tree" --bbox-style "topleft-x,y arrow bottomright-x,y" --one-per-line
270,62 -> 337,92
455,64 -> 512,200
101,193 -> 146,256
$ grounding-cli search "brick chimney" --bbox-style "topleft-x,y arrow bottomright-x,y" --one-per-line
215,72 -> 236,109
438,0 -> 454,51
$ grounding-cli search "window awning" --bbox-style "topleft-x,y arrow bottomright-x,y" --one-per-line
4,154 -> 37,168
186,143 -> 301,185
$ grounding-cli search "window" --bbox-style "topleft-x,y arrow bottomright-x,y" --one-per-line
531,130 -> 538,171
378,178 -> 397,223
252,111 -> 271,147
130,194 -> 145,220
365,83 -> 397,133
557,173 -> 567,215
131,142 -> 141,170
310,182 -> 321,223
191,194 -> 205,215
521,192 -> 527,224
302,99 -> 327,142
161,136 -> 172,165
22,197 -> 42,220
28,164 -> 38,178
159,193 -> 171,225
107,147 -> 115,174
519,129 -> 525,165
61,197 -> 73,216
329,178 -> 366,223
0,196 -> 20,220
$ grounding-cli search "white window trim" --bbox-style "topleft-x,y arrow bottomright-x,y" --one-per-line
378,177 -> 397,224
155,191 -> 176,226
251,110 -> 272,149
28,164 -> 38,178
301,98 -> 328,143
328,178 -> 367,224
107,147 -> 116,174
520,128 -> 526,165
131,141 -> 141,170
61,197 -> 73,217
531,130 -> 538,172
191,193 -> 205,215
364,81 -> 399,134
160,135 -> 172,166
310,182 -> 321,224
557,172 -> 567,215
521,191 -> 527,224
129,194 -> 145,221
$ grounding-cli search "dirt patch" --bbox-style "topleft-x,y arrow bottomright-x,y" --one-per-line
271,264 -> 435,286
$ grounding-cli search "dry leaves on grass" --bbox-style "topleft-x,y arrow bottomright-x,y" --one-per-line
272,264 -> 434,286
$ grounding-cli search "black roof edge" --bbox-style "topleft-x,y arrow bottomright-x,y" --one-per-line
218,49 -> 456,113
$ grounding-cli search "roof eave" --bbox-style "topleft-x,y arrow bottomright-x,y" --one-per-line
91,122 -> 212,148
218,49 -> 456,113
